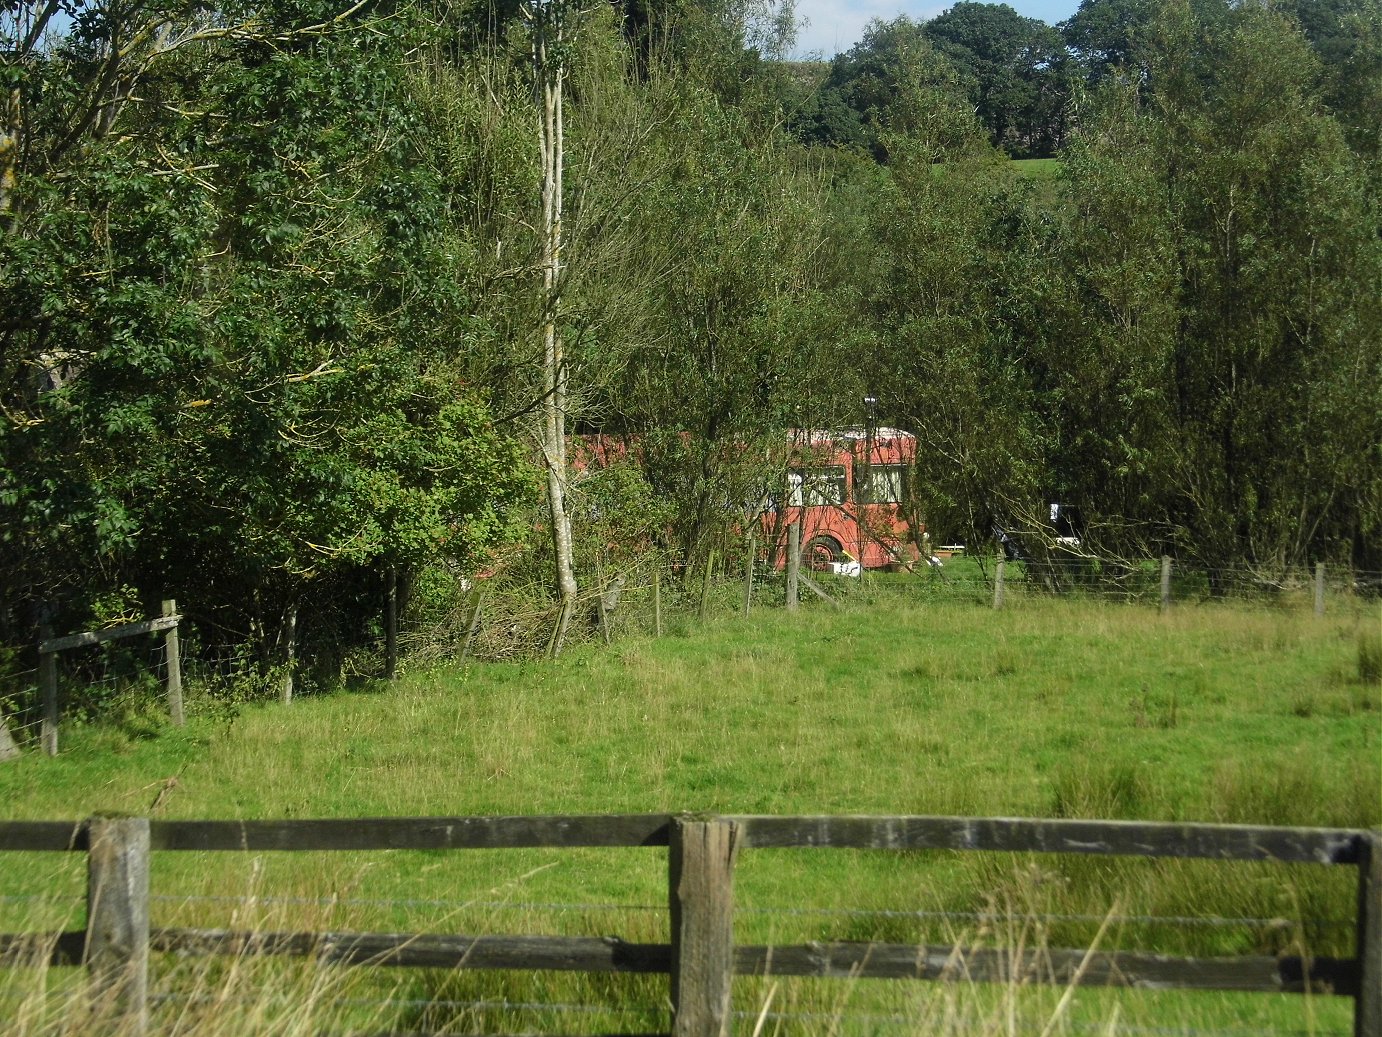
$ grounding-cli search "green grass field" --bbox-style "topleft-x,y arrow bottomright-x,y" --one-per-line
1,583 -> 1378,1035
1010,158 -> 1062,179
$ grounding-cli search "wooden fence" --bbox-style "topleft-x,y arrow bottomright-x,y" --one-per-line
1,814 -> 1378,1037
36,600 -> 184,756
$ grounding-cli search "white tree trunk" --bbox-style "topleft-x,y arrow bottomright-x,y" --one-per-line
535,16 -> 579,657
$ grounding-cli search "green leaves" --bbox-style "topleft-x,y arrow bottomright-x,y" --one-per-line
1051,1 -> 1382,570
0,0 -> 532,661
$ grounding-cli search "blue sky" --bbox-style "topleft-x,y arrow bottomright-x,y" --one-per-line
790,0 -> 1081,58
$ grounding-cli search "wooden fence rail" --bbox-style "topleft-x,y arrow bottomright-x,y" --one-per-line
1,814 -> 1378,1037
34,601 -> 184,757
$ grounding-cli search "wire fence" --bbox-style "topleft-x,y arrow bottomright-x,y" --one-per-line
0,882 -> 1358,1037
2,553 -> 1377,747
0,621 -> 290,752
139,982 -> 1351,1037
0,889 -> 1356,939
395,552 -> 1382,667
0,807 -> 1368,1037
111,894 -> 1344,936
917,558 -> 1381,608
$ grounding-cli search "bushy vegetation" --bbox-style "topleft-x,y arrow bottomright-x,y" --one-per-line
1,0 -> 1378,703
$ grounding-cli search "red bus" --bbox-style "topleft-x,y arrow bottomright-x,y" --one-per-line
569,430 -> 922,573
762,428 -> 921,573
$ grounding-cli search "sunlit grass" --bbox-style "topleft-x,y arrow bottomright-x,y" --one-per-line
0,586 -> 1376,1033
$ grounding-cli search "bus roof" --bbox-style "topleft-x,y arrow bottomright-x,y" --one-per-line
791,428 -> 914,444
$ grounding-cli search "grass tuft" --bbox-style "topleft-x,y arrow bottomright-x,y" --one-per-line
1049,761 -> 1155,820
1359,630 -> 1382,684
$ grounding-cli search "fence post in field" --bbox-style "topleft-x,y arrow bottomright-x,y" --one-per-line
670,816 -> 740,1037
279,604 -> 297,704
598,580 -> 613,645
743,534 -> 755,616
460,588 -> 485,662
161,600 -> 184,725
699,550 -> 717,621
1356,830 -> 1382,1037
653,567 -> 663,637
39,624 -> 58,756
385,568 -> 398,680
1315,562 -> 1326,617
786,522 -> 800,612
86,816 -> 150,1035
1160,557 -> 1172,614
993,560 -> 1006,610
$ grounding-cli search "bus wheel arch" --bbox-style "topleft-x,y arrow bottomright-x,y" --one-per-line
802,535 -> 843,571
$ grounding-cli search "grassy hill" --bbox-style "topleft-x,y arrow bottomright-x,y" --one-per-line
1,584 -> 1377,1034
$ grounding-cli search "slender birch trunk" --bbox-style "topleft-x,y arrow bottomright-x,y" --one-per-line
533,8 -> 579,657
1,85 -> 20,232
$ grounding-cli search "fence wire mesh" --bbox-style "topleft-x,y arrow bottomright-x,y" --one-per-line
393,556 -> 1381,669
2,556 -> 1376,729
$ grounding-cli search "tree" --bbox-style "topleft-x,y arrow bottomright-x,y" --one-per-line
526,0 -> 582,656
591,81 -> 854,563
788,17 -> 973,160
1052,0 -> 1382,574
923,2 -> 1075,157
1279,0 -> 1382,158
409,0 -> 691,654
0,0 -> 532,681
858,127 -> 1054,549
1061,0 -> 1156,86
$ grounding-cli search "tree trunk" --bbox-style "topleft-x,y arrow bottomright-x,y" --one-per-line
278,603 -> 298,703
1,84 -> 20,231
534,9 -> 579,658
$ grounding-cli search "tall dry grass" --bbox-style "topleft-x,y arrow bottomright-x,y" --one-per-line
0,858 -> 1358,1037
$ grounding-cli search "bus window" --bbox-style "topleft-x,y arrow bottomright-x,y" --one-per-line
789,467 -> 847,507
858,464 -> 906,504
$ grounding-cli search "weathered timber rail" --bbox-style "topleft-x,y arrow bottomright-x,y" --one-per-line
1,814 -> 1378,1037
32,599 -> 184,756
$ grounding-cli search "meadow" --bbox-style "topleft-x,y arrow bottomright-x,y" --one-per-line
1,578 -> 1378,1036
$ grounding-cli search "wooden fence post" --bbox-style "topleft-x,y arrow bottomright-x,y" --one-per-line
993,560 -> 1006,610
1160,557 -> 1172,614
670,816 -> 739,1037
0,718 -> 18,762
385,568 -> 398,680
786,522 -> 800,612
86,816 -> 150,1034
599,580 -> 614,645
653,568 -> 663,637
699,550 -> 717,622
460,588 -> 485,662
161,600 -> 184,726
279,605 -> 297,704
1357,830 -> 1382,1037
742,534 -> 755,616
39,624 -> 58,757
1315,562 -> 1326,617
